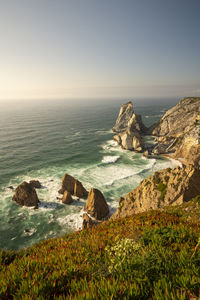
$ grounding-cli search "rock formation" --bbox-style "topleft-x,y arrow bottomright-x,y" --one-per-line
112,101 -> 147,152
29,180 -> 42,189
59,174 -> 88,198
113,164 -> 200,219
82,213 -> 100,229
84,188 -> 109,220
150,97 -> 200,165
74,180 -> 88,198
62,191 -> 73,204
12,181 -> 40,209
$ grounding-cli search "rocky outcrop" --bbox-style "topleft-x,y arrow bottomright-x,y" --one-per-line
84,188 -> 109,220
59,174 -> 88,198
12,181 -> 40,208
113,164 -> 200,219
112,101 -> 134,133
62,191 -> 73,204
74,180 -> 88,198
82,213 -> 100,229
112,101 -> 147,152
29,180 -> 42,189
151,98 -> 200,163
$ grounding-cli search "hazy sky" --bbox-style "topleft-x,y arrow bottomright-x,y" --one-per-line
0,0 -> 200,100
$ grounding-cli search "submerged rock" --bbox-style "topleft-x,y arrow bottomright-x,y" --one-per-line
84,188 -> 109,220
29,180 -> 42,189
12,181 -> 40,209
62,191 -> 73,204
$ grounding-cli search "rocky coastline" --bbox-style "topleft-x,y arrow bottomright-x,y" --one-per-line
10,97 -> 200,229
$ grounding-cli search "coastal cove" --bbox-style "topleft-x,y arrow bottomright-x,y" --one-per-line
0,98 -> 181,250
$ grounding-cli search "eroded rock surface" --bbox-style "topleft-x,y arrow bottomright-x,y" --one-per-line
29,180 -> 42,189
82,213 -> 100,229
12,181 -> 40,208
62,191 -> 73,204
151,97 -> 200,163
112,101 -> 146,152
113,165 -> 200,219
84,188 -> 109,220
59,174 -> 88,197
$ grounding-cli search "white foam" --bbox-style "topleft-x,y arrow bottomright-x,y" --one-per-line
23,228 -> 36,236
58,208 -> 85,231
102,156 -> 120,164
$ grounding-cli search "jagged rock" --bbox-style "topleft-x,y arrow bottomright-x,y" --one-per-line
112,101 -> 146,152
7,186 -> 14,190
74,180 -> 88,198
59,174 -> 75,194
151,97 -> 200,162
120,131 -> 144,152
82,213 -> 100,229
12,181 -> 40,208
62,191 -> 73,204
152,144 -> 168,155
113,134 -> 122,144
29,180 -> 42,189
143,150 -> 149,159
113,164 -> 200,219
58,174 -> 88,197
112,101 -> 134,133
84,188 -> 109,220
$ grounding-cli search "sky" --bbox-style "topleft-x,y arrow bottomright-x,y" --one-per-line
0,0 -> 200,100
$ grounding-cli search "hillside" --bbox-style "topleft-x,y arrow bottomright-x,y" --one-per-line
1,196 -> 200,299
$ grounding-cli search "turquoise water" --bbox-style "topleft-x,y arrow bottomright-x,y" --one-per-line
0,98 -> 180,250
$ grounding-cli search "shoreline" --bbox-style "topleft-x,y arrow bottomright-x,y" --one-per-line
160,153 -> 184,168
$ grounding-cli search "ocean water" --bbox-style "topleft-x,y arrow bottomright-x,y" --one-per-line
0,98 -> 180,250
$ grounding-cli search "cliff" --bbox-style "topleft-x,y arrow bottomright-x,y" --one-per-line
113,97 -> 200,165
113,164 -> 200,219
151,97 -> 200,166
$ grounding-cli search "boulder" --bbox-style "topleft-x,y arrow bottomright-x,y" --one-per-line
74,180 -> 88,198
62,191 -> 73,204
84,188 -> 109,220
143,150 -> 149,159
12,181 -> 40,208
29,180 -> 42,189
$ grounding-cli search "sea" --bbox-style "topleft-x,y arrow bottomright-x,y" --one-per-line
0,97 -> 181,250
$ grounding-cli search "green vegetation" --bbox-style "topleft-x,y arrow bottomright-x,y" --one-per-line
1,199 -> 200,299
156,181 -> 167,200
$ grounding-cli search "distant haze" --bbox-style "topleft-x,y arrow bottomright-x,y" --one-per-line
0,0 -> 200,100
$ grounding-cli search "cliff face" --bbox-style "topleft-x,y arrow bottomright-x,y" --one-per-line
151,97 -> 200,165
113,164 -> 200,219
112,97 -> 200,219
112,101 -> 147,152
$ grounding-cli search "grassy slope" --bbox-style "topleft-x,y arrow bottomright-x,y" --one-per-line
1,196 -> 200,299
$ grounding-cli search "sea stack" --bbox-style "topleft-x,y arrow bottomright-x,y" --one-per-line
84,188 -> 109,220
59,174 -> 88,198
12,181 -> 40,209
112,101 -> 146,152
